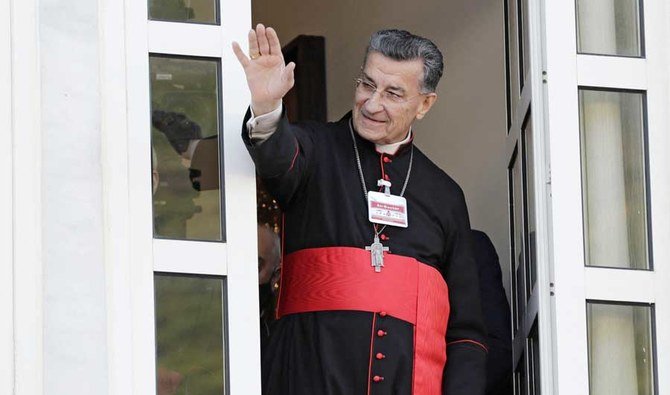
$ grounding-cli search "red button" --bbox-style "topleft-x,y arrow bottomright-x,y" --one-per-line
380,234 -> 388,241
379,311 -> 387,317
376,353 -> 385,360
377,330 -> 387,337
373,375 -> 384,382
383,157 -> 391,163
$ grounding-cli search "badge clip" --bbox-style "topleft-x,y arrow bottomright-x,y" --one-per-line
377,179 -> 392,196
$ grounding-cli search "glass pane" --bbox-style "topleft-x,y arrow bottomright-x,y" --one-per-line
528,322 -> 541,395
523,116 -> 536,294
155,274 -> 226,395
513,151 -> 526,317
509,150 -> 526,332
504,0 -> 512,130
514,352 -> 528,395
506,0 -> 520,126
518,0 -> 529,89
151,56 -> 224,242
579,89 -> 648,269
576,0 -> 643,57
587,303 -> 654,395
149,0 -> 218,24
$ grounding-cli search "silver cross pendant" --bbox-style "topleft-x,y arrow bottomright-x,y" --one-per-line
365,235 -> 389,273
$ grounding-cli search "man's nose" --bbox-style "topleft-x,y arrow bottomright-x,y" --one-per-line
364,91 -> 385,112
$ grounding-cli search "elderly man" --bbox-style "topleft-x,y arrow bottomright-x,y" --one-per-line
233,24 -> 487,395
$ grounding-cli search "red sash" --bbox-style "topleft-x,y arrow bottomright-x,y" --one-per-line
278,247 -> 450,395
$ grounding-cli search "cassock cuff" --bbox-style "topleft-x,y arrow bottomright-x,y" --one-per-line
246,103 -> 283,143
241,106 -> 300,179
443,341 -> 487,395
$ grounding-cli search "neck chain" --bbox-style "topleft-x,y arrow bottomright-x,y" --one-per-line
348,119 -> 413,239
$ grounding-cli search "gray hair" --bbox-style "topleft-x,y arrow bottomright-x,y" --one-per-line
364,29 -> 444,93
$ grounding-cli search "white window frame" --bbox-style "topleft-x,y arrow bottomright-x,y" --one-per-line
1,0 -> 14,392
4,0 -> 44,394
527,3 -> 555,392
504,0 -> 555,393
101,0 -> 260,393
543,0 -> 670,393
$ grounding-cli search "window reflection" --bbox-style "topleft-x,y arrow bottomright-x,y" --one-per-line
518,0 -> 529,90
504,0 -> 512,130
576,0 -> 643,57
523,116 -> 536,294
528,322 -> 540,395
514,351 -> 528,395
510,149 -> 526,333
155,274 -> 226,395
579,89 -> 648,269
150,55 -> 224,242
506,0 -> 521,124
587,302 -> 654,395
149,0 -> 219,24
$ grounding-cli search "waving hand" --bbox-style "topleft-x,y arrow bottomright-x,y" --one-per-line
232,24 -> 296,116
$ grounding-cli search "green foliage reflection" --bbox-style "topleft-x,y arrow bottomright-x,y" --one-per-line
155,275 -> 225,395
150,56 -> 223,241
149,0 -> 218,24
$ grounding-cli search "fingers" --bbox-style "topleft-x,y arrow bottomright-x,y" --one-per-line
248,28 -> 259,58
282,62 -> 296,86
256,24 -> 270,56
266,27 -> 283,58
231,41 -> 250,68
242,24 -> 281,63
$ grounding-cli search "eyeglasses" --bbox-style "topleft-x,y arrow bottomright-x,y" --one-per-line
354,78 -> 425,105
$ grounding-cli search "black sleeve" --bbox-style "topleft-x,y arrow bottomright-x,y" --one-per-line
472,230 -> 513,394
241,107 -> 316,209
442,188 -> 488,395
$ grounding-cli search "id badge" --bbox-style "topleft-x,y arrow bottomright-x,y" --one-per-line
367,191 -> 409,228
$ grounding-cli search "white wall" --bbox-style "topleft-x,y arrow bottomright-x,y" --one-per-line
253,0 -> 511,293
1,0 -> 15,392
39,0 -> 109,392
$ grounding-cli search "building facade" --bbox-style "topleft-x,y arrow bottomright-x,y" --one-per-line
2,0 -> 669,394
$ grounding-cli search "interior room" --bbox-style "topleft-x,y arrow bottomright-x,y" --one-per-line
251,0 -> 511,294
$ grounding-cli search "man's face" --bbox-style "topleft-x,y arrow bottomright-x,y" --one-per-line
352,51 -> 437,145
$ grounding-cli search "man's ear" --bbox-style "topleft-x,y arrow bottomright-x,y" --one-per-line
415,93 -> 438,120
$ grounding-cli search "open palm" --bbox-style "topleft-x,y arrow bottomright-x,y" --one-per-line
232,24 -> 295,115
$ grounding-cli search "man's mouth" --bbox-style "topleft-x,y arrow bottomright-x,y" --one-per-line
361,112 -> 386,124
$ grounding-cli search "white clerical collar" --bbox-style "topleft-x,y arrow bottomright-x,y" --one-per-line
375,129 -> 413,155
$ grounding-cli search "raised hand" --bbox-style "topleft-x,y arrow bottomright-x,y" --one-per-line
232,24 -> 296,116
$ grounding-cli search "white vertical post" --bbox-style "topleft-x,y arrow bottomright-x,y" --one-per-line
542,0 -> 590,393
545,0 -> 670,393
221,2 -> 262,393
124,0 -> 156,393
527,0 -> 555,392
0,0 -> 14,392
10,0 -> 43,393
646,1 -> 670,392
100,0 -> 134,393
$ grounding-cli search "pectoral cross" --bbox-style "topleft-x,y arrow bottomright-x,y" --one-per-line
366,235 -> 389,273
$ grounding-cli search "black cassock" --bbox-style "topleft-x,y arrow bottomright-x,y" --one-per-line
243,109 -> 487,395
